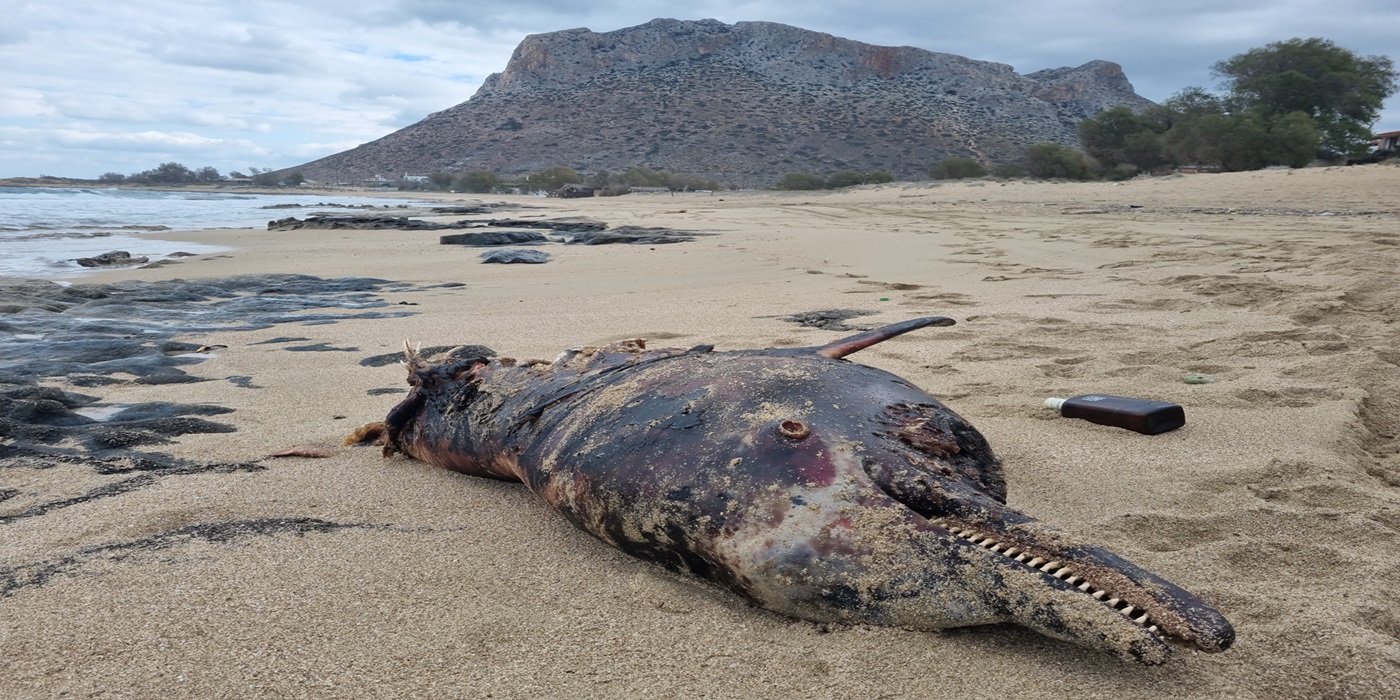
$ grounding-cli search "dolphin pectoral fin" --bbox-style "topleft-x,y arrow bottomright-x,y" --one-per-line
812,316 -> 956,359
863,461 -> 1233,661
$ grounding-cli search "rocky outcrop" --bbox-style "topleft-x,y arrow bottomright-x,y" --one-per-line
479,249 -> 551,264
290,19 -> 1153,186
75,251 -> 148,268
439,231 -> 548,246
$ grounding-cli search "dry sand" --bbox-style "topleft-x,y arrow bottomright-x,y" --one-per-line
3,165 -> 1399,698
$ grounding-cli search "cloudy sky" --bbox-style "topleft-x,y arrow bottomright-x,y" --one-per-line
2,0 -> 1396,178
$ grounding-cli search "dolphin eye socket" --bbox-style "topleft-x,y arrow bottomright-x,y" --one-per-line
777,420 -> 811,440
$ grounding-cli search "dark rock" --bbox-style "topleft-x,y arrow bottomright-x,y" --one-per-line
75,251 -> 149,268
0,275 -> 430,465
480,249 -> 551,264
285,343 -> 359,352
439,230 -> 547,246
268,216 -> 471,231
429,205 -> 493,214
485,218 -> 607,232
565,226 -> 704,245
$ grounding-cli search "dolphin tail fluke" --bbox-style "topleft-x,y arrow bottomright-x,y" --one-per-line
814,316 -> 956,359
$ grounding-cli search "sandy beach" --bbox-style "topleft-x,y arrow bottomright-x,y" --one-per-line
4,165 -> 1399,698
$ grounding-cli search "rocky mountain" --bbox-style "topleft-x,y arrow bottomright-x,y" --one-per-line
292,19 -> 1154,187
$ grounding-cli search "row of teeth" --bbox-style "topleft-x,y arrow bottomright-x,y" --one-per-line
933,520 -> 1158,634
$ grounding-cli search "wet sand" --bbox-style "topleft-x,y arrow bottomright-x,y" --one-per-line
3,164 -> 1399,698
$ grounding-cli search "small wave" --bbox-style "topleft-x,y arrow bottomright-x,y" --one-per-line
5,231 -> 114,241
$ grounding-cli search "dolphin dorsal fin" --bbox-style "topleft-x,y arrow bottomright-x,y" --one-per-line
814,316 -> 956,359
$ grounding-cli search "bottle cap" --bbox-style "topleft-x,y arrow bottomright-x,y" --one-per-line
1044,397 -> 1066,410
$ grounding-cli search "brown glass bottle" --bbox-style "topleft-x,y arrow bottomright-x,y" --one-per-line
1044,395 -> 1185,435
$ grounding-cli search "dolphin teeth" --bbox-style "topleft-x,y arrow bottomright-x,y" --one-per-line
1135,613 -> 1151,624
988,544 -> 1004,552
1065,575 -> 1082,585
1120,605 -> 1136,616
1014,553 -> 1029,562
1039,560 -> 1063,572
1052,568 -> 1071,579
1002,547 -> 1019,557
1093,590 -> 1108,600
1027,558 -> 1046,567
1077,582 -> 1093,591
1107,598 -> 1121,607
1148,625 -> 1159,633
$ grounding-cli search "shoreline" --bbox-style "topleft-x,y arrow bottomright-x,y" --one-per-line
4,165 -> 1399,697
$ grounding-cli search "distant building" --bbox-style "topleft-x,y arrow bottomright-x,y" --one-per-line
402,174 -> 429,182
1374,130 -> 1400,151
553,184 -> 595,198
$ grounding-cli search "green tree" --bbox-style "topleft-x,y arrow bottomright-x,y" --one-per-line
1078,106 -> 1169,173
97,172 -> 126,183
252,171 -> 281,187
195,166 -> 222,182
525,166 -> 581,191
1024,143 -> 1095,180
1212,38 -> 1398,159
427,172 -> 455,190
281,171 -> 306,187
929,156 -> 988,180
775,172 -> 827,190
455,171 -> 501,193
133,162 -> 197,184
1160,88 -> 1321,171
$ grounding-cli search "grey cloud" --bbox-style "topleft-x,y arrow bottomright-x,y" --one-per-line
151,29 -> 312,75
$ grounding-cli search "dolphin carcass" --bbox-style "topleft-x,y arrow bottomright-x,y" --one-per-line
350,317 -> 1234,663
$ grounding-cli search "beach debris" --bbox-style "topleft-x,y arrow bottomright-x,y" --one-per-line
267,445 -> 333,458
1183,374 -> 1215,384
439,231 -> 547,246
75,250 -> 148,268
479,249 -> 551,264
1044,395 -> 1186,435
351,318 -> 1234,663
776,309 -> 876,331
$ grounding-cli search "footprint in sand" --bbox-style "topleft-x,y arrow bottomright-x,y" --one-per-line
1089,297 -> 1199,313
855,280 -> 925,291
1109,512 -> 1228,553
1229,386 -> 1343,409
908,291 -> 978,307
951,339 -> 1072,362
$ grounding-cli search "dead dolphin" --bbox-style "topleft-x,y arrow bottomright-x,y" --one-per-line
350,317 -> 1233,663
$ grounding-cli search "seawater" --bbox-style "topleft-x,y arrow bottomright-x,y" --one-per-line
0,186 -> 426,278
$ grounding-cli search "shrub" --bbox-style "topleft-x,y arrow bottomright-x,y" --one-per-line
1024,143 -> 1096,180
454,171 -> 501,193
776,172 -> 827,190
825,170 -> 865,188
929,157 -> 988,180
